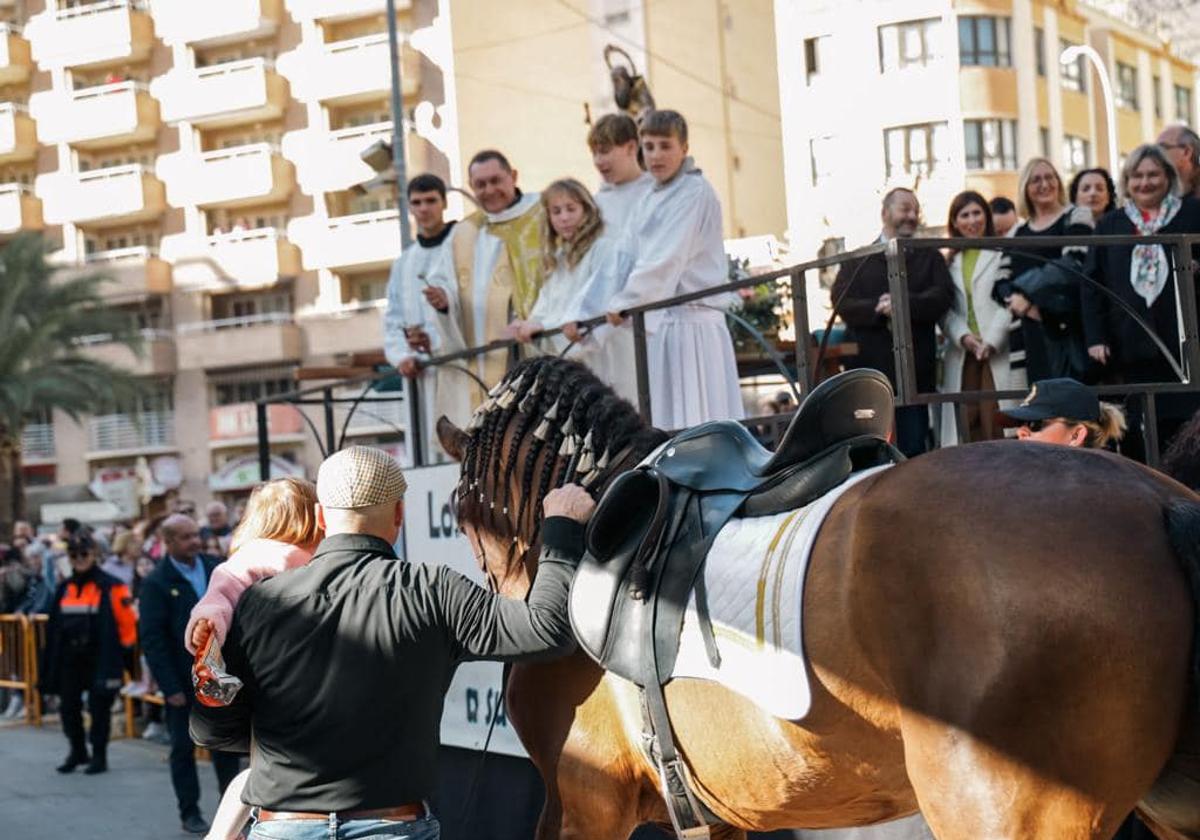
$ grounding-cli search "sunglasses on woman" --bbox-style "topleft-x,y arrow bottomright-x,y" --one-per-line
1022,418 -> 1066,433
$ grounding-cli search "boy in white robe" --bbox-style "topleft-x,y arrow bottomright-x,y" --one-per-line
382,173 -> 470,460
588,113 -> 655,241
605,110 -> 744,430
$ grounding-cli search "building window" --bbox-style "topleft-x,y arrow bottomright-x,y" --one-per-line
1116,62 -> 1138,110
1040,127 -> 1050,158
804,37 -> 821,85
1062,135 -> 1090,172
342,270 -> 389,305
958,16 -> 1011,67
211,288 -> 294,324
1177,84 -> 1194,121
878,18 -> 939,73
1153,75 -> 1163,118
883,122 -> 949,178
1034,27 -> 1046,76
210,365 -> 298,407
1060,41 -> 1087,93
963,119 -> 1017,171
809,135 -> 835,185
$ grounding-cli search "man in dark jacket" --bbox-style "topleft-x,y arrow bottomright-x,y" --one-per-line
831,187 -> 954,456
40,534 -> 137,774
138,514 -> 241,835
192,446 -> 589,840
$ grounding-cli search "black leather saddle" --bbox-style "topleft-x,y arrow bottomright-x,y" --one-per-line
568,369 -> 901,837
571,368 -> 899,682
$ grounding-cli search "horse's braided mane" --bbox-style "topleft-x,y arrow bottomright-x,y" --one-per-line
455,357 -> 667,541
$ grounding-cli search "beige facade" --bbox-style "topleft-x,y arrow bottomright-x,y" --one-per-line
14,0 -> 788,517
775,0 -> 1198,286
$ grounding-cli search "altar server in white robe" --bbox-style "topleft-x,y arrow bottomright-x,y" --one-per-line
508,179 -> 637,404
382,173 -> 470,459
588,113 -> 655,241
605,109 -> 744,430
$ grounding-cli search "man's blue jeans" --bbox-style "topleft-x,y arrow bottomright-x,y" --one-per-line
248,812 -> 440,840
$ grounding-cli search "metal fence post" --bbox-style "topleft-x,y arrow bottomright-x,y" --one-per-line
1143,392 -> 1160,468
1173,239 -> 1200,382
256,402 -> 270,483
632,312 -> 652,425
884,238 -> 918,404
407,375 -> 424,468
323,388 -> 337,455
790,268 -> 811,395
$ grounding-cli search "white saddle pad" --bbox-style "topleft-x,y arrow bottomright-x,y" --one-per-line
671,465 -> 890,720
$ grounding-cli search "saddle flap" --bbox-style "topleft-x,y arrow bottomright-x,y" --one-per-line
572,469 -> 666,674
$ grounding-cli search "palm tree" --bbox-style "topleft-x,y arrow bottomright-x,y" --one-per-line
0,233 -> 145,540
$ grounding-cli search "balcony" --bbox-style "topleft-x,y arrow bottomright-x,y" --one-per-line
300,34 -> 415,104
0,184 -> 43,235
301,303 -> 384,355
29,0 -> 154,71
59,246 -> 172,299
303,209 -> 399,271
0,104 -> 37,165
40,164 -> 166,228
309,121 -> 394,191
0,24 -> 32,86
176,313 -> 302,370
35,82 -> 160,149
209,402 -> 303,447
285,0 -> 388,20
21,423 -> 56,464
149,0 -> 282,47
159,58 -> 288,128
77,328 -> 176,376
173,143 -> 294,209
86,410 -> 176,457
202,228 -> 302,287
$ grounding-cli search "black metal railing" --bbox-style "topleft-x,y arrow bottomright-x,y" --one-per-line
256,232 -> 1200,472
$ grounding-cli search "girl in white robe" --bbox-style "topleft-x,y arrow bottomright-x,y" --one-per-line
605,110 -> 744,430
508,179 -> 638,403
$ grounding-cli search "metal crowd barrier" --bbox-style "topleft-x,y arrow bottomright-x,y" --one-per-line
254,233 -> 1200,469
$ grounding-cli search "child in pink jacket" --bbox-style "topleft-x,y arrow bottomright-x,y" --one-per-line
185,477 -> 321,654
185,477 -> 323,840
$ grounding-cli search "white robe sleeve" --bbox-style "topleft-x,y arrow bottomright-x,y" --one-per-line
383,253 -> 413,367
608,204 -> 697,313
564,238 -> 630,323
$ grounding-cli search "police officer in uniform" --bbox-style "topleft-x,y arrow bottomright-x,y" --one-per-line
40,534 -> 137,774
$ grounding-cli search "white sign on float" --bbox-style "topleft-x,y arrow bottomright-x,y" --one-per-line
401,463 -> 528,758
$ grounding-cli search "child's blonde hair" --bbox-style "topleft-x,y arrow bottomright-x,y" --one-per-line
229,477 -> 321,554
540,178 -> 604,272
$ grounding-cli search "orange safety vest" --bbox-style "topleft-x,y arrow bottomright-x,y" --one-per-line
59,578 -> 137,648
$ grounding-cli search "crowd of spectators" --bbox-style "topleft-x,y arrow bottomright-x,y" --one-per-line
834,124 -> 1200,461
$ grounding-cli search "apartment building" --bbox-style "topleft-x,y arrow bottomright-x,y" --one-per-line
775,0 -> 1199,277
10,0 -> 787,519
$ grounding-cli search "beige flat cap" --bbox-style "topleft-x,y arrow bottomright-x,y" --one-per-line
317,445 -> 408,509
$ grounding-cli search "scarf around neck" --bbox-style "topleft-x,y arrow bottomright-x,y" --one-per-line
1123,194 -> 1181,307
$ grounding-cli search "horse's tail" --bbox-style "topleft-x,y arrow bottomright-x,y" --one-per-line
1164,500 -> 1200,707
1136,501 -> 1200,838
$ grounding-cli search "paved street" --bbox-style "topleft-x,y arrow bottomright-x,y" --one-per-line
0,720 -> 229,839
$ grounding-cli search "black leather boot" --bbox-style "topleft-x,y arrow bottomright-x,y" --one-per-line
83,747 -> 107,774
56,746 -> 90,773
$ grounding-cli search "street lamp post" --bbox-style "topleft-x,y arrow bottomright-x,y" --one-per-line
1060,44 -> 1119,176
385,0 -> 412,247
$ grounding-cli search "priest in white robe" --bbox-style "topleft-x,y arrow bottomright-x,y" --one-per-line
382,174 -> 471,460
431,150 -> 546,401
606,110 -> 744,430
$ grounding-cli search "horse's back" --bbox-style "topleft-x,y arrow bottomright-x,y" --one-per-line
804,441 -> 1197,835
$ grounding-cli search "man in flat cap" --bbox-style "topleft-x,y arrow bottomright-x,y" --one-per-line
191,445 -> 593,839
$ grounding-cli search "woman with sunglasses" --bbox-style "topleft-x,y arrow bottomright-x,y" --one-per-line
39,534 -> 138,775
1002,377 -> 1125,448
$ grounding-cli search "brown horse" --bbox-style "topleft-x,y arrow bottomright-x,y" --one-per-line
437,357 -> 1200,840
